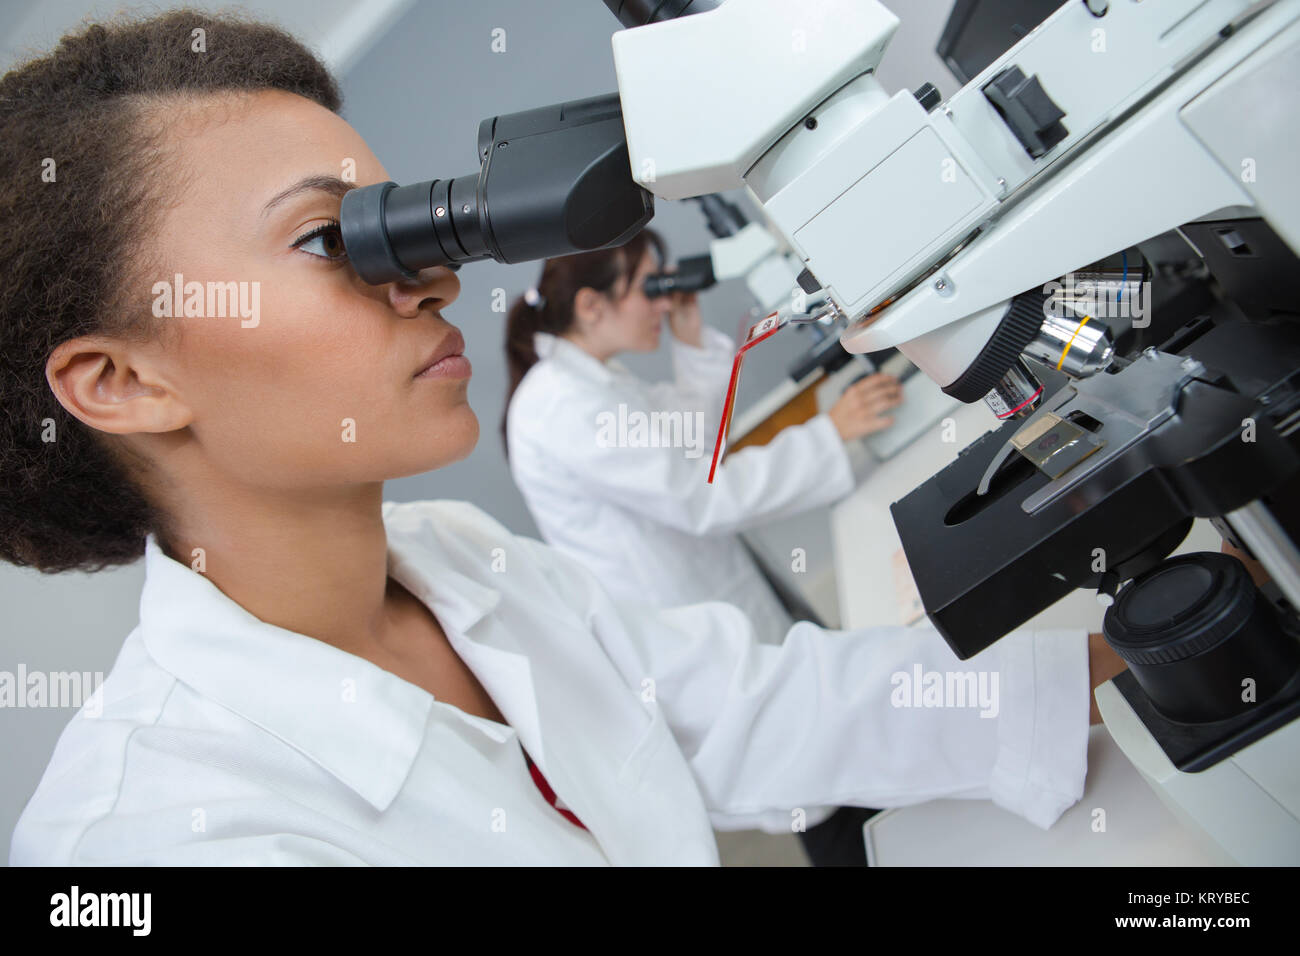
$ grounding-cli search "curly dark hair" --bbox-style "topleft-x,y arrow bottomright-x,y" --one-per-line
0,9 -> 342,573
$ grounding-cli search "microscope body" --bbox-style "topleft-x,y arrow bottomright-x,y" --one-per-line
611,0 -> 1300,862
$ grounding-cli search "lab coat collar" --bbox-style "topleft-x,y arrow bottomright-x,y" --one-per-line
533,330 -> 559,360
533,331 -> 619,384
381,502 -> 503,635
136,512 -> 503,813
379,502 -> 545,766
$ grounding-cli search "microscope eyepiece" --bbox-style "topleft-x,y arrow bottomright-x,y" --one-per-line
643,253 -> 716,298
340,177 -> 492,284
338,93 -> 655,285
602,0 -> 719,28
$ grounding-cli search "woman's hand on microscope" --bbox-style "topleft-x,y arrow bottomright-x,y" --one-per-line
829,373 -> 903,441
1088,631 -> 1128,725
1221,539 -> 1271,588
667,290 -> 702,347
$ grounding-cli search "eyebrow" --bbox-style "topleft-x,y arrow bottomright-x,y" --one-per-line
260,175 -> 357,219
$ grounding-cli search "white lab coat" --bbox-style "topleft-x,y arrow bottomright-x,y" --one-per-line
507,327 -> 857,648
10,499 -> 1090,866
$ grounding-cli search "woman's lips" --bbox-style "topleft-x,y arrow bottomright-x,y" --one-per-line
415,353 -> 472,380
414,328 -> 471,380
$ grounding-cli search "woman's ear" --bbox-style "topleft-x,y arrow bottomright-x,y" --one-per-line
571,287 -> 606,333
45,335 -> 193,435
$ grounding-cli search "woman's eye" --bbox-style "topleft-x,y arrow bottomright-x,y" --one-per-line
292,222 -> 348,261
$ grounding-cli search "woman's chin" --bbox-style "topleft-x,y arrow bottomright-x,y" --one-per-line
396,406 -> 479,476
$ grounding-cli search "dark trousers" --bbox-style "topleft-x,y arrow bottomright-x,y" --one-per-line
797,805 -> 880,866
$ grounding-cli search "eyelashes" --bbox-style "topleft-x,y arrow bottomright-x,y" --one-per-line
291,218 -> 348,261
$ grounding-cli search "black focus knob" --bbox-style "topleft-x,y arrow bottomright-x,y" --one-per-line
913,82 -> 942,113
983,66 -> 1068,158
1103,552 -> 1300,723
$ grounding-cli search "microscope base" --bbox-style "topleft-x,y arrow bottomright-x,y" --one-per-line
1096,680 -> 1300,865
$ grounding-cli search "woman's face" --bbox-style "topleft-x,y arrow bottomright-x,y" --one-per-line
597,248 -> 672,354
50,89 -> 478,494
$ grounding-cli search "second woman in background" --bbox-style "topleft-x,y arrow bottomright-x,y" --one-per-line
501,229 -> 906,861
502,229 -> 903,647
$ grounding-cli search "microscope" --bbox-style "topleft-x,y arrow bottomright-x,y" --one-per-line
640,192 -> 856,382
340,0 -> 1300,863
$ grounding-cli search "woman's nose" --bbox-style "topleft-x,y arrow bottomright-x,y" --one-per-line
387,265 -> 460,317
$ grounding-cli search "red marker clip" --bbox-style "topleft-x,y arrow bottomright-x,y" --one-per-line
707,310 -> 790,484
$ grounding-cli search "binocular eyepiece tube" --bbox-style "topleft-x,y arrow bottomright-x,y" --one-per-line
339,92 -> 655,285
341,178 -> 490,283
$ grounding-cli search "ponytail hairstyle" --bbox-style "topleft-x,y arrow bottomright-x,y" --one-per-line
501,228 -> 666,451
